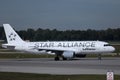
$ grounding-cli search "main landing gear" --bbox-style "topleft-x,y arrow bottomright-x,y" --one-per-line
62,57 -> 67,60
54,56 -> 67,61
98,54 -> 102,60
54,56 -> 60,61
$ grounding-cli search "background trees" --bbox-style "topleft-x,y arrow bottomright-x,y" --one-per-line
0,26 -> 120,41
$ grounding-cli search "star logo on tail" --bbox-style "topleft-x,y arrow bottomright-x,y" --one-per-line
8,33 -> 16,41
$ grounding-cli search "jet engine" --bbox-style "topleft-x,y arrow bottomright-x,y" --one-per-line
62,51 -> 74,58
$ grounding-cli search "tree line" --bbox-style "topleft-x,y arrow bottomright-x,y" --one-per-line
0,26 -> 120,41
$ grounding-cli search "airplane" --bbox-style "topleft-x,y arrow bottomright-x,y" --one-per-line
2,24 -> 115,60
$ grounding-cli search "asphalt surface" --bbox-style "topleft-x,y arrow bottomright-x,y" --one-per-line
0,57 -> 120,75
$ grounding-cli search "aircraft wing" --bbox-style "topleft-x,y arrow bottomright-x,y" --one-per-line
29,46 -> 77,54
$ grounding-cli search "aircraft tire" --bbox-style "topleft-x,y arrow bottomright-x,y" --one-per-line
62,57 -> 67,60
54,57 -> 60,61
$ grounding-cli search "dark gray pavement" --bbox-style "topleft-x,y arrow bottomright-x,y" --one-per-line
0,58 -> 120,75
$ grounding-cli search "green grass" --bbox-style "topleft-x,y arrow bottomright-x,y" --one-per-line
113,45 -> 120,53
0,53 -> 54,59
108,41 -> 120,44
0,43 -> 2,49
0,72 -> 120,80
87,53 -> 120,57
0,53 -> 119,59
0,49 -> 17,52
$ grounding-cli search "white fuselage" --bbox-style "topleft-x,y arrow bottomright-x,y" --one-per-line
13,41 -> 115,54
2,24 -> 115,60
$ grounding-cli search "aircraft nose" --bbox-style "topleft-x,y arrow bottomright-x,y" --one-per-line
110,46 -> 115,52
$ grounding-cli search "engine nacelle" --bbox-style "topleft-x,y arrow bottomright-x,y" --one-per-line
47,51 -> 55,55
62,51 -> 74,58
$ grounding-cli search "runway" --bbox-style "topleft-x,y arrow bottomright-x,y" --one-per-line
0,57 -> 120,75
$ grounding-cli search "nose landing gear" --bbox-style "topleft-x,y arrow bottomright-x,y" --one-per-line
98,54 -> 102,60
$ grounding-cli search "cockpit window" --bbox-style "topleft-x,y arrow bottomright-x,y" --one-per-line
104,44 -> 111,46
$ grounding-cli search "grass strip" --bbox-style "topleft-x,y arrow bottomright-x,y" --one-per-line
0,53 -> 54,59
0,72 -> 120,80
0,53 -> 119,59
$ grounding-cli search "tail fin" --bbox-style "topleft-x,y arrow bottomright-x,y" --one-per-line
3,24 -> 24,44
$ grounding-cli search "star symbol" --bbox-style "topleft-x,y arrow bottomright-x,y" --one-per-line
8,33 -> 16,41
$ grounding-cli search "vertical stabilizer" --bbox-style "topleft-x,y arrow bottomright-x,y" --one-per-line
3,24 -> 24,44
